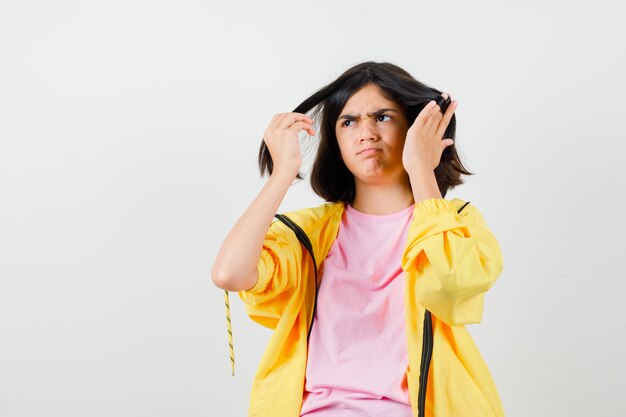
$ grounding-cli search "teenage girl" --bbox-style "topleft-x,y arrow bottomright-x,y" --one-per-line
212,61 -> 505,417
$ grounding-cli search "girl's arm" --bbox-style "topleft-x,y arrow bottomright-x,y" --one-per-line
211,168 -> 297,292
401,198 -> 504,326
211,111 -> 315,292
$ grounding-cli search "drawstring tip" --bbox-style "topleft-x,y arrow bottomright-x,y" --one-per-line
224,289 -> 236,377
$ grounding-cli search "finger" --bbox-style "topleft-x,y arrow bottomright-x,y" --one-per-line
278,112 -> 314,129
441,138 -> 455,148
436,100 -> 458,139
270,112 -> 312,130
434,92 -> 449,114
287,120 -> 316,136
430,98 -> 444,119
424,100 -> 443,130
413,100 -> 437,126
423,113 -> 441,135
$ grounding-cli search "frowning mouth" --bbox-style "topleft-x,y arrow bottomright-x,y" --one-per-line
358,148 -> 381,155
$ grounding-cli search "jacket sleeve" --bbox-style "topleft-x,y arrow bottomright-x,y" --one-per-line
237,218 -> 304,330
400,198 -> 504,326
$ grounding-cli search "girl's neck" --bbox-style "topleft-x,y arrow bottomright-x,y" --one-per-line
350,176 -> 415,216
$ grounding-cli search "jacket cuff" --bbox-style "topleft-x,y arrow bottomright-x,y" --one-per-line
413,198 -> 458,217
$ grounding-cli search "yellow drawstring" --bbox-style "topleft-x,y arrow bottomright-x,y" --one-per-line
224,290 -> 235,376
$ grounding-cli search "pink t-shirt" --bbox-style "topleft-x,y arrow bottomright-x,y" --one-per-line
299,202 -> 416,417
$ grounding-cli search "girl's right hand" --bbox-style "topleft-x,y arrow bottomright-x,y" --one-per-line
263,112 -> 316,176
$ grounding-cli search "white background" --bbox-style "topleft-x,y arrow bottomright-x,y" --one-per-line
1,0 -> 625,416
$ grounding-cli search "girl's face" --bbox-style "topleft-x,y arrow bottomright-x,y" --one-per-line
335,83 -> 409,184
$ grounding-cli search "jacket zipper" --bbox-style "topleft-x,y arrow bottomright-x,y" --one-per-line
278,202 -> 470,415
307,274 -> 319,342
416,201 -> 469,416
418,310 -> 434,417
273,214 -> 319,343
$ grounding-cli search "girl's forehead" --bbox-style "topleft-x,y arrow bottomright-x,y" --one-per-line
342,84 -> 401,112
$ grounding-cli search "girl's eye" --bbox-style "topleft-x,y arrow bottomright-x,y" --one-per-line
342,120 -> 354,127
341,115 -> 390,127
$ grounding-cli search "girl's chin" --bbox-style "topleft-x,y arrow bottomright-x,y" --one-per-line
348,165 -> 407,182
352,171 -> 395,183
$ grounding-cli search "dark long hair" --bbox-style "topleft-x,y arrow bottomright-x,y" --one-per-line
258,61 -> 473,203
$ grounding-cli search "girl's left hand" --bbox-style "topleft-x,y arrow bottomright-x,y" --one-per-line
402,93 -> 458,174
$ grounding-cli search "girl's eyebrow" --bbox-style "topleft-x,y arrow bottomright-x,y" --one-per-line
338,108 -> 400,120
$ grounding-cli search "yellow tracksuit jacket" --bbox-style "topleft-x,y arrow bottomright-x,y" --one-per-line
237,197 -> 505,417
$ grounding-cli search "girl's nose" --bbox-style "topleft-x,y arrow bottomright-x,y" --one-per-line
358,120 -> 378,142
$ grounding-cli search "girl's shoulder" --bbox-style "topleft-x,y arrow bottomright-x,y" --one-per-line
274,201 -> 345,234
449,197 -> 469,212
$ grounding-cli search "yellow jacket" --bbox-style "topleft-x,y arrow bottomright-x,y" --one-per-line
236,197 -> 505,417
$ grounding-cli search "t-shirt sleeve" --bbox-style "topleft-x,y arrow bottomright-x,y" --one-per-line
400,198 -> 504,326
